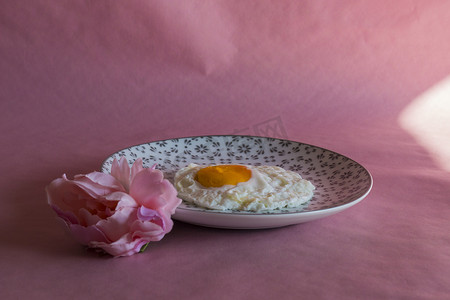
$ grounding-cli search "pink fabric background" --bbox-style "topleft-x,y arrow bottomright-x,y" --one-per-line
1,1 -> 449,299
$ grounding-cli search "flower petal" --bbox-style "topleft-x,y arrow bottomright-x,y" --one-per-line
159,180 -> 182,214
69,223 -> 110,245
46,175 -> 88,218
131,218 -> 170,242
137,206 -> 159,222
96,205 -> 138,242
130,158 -> 144,183
74,172 -> 124,197
90,234 -> 147,257
77,207 -> 102,227
49,204 -> 79,225
108,191 -> 138,209
111,157 -> 132,192
129,168 -> 166,209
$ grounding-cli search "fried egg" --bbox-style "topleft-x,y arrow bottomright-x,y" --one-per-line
174,164 -> 315,211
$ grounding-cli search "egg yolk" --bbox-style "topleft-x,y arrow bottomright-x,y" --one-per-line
195,165 -> 252,188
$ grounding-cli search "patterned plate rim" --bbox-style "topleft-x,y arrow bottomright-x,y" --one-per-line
101,135 -> 373,215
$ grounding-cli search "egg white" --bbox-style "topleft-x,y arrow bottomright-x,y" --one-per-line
174,164 -> 315,211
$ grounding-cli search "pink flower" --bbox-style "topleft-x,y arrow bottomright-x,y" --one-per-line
46,157 -> 181,257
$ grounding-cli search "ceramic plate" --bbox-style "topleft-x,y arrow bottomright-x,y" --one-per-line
101,135 -> 373,229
